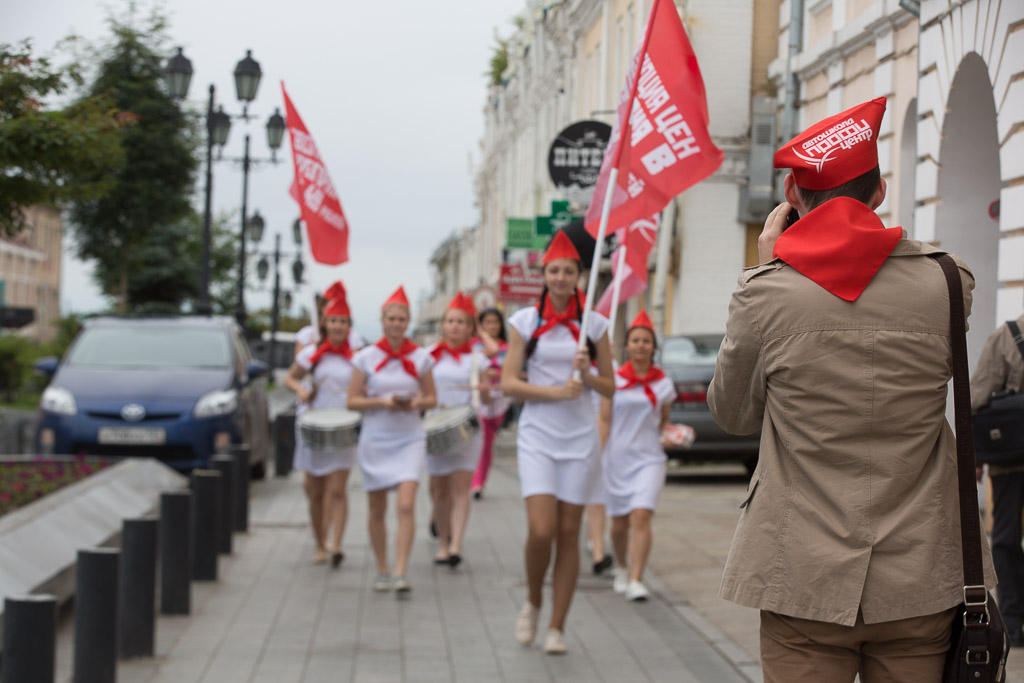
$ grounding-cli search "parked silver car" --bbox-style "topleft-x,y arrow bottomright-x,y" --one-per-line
657,334 -> 760,473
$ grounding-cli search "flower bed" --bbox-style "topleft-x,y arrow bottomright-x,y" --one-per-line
0,456 -> 110,517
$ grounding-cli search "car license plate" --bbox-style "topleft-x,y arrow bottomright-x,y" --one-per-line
97,427 -> 166,445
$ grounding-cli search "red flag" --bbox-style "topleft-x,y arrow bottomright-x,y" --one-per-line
585,0 -> 722,240
596,253 -> 648,316
281,83 -> 349,265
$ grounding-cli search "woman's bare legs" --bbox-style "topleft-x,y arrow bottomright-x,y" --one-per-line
324,469 -> 349,555
628,508 -> 653,582
524,495 -> 558,608
430,475 -> 452,560
304,473 -> 327,560
394,480 -> 418,577
448,470 -> 474,556
550,501 -> 584,631
367,489 -> 389,574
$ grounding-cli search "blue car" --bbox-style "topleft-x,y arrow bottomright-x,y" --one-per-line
34,316 -> 271,476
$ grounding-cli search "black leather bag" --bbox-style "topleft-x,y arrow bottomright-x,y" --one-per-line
931,255 -> 1009,683
974,321 -> 1024,465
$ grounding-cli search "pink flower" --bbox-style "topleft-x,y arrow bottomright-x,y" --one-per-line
13,482 -> 25,492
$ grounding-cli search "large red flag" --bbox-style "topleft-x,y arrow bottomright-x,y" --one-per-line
595,213 -> 659,315
281,83 -> 349,265
585,0 -> 722,244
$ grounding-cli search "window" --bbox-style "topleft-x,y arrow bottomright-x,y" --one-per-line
66,327 -> 232,369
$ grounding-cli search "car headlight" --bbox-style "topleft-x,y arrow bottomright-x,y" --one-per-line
40,386 -> 77,415
193,389 -> 238,418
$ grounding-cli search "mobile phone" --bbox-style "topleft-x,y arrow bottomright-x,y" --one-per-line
393,394 -> 412,405
785,208 -> 800,230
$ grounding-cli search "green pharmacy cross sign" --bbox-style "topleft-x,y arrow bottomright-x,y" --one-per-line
506,201 -> 583,250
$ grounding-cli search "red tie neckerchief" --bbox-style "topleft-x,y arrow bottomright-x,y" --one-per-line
773,197 -> 902,302
617,360 -> 667,408
430,341 -> 473,363
307,339 -> 353,365
531,292 -> 581,342
374,338 -> 419,379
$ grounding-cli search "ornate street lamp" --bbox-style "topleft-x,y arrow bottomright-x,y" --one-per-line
233,50 -> 262,113
210,106 -> 232,148
292,259 -> 305,285
165,48 -> 193,100
246,210 -> 265,244
266,109 -> 286,157
292,218 -> 303,245
256,255 -> 270,282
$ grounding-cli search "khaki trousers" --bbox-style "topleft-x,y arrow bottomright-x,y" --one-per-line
760,607 -> 956,683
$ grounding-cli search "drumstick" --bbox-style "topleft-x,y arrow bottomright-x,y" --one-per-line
470,353 -> 480,411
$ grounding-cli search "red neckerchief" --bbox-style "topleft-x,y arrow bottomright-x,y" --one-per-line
308,339 -> 353,365
374,337 -> 419,378
430,341 -> 472,363
532,291 -> 582,342
617,360 -> 667,408
772,197 -> 902,302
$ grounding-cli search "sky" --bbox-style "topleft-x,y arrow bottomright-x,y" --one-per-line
2,0 -> 526,341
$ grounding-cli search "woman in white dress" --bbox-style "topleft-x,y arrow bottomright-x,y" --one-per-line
427,293 -> 491,567
348,286 -> 436,595
599,310 -> 676,602
501,230 -> 615,654
284,282 -> 363,566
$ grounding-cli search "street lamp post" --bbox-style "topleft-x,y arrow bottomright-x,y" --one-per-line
164,48 -> 285,325
254,222 -> 303,371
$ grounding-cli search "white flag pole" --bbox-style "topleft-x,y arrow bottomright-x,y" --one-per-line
574,166 -> 618,381
607,245 -> 628,335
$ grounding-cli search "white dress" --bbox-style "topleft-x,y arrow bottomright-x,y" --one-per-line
293,330 -> 362,473
603,370 -> 676,517
293,346 -> 357,475
352,343 -> 434,492
426,346 -> 485,476
507,306 -> 609,505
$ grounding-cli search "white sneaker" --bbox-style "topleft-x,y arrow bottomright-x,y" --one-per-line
625,580 -> 650,602
514,602 -> 540,645
373,573 -> 391,592
612,568 -> 629,594
393,576 -> 411,594
543,628 -> 567,655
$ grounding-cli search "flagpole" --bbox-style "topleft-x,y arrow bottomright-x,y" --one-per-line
574,0 -> 662,380
607,245 -> 627,335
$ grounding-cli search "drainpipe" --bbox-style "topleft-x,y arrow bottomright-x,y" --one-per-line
780,0 -> 805,164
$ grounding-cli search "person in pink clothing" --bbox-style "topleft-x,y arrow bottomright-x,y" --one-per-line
471,307 -> 509,499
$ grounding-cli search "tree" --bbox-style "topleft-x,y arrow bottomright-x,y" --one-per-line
0,40 -> 125,235
67,9 -> 199,314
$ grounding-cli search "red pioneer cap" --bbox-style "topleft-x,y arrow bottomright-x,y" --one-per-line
774,97 -> 886,191
543,230 -> 582,265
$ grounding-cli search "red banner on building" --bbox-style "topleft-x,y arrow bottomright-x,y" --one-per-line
584,0 -> 722,242
498,263 -> 545,304
282,83 -> 349,265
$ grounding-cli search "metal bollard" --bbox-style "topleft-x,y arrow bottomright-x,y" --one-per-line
210,455 -> 235,554
74,548 -> 120,683
2,594 -> 57,683
273,410 -> 295,477
217,444 -> 251,533
118,517 -> 158,659
190,470 -> 221,581
159,490 -> 191,615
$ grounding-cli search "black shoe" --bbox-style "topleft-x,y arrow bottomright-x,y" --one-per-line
330,550 -> 344,568
433,555 -> 450,565
473,490 -> 482,500
430,521 -> 438,538
448,554 -> 462,568
593,554 -> 613,575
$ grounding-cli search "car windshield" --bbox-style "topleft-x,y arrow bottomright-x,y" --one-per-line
661,335 -> 723,366
66,327 -> 231,369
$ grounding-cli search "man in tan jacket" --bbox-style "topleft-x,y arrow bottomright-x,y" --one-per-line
971,315 -> 1024,646
709,97 -> 996,682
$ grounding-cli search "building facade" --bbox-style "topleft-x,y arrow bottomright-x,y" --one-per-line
0,206 -> 62,342
769,0 -> 1024,367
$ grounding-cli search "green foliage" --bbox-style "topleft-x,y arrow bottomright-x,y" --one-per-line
0,335 -> 34,402
488,32 -> 510,87
67,7 -> 199,313
0,315 -> 85,405
0,40 -> 126,235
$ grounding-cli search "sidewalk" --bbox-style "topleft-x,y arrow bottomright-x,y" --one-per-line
55,434 -> 754,683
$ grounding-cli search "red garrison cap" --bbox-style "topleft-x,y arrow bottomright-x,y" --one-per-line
543,230 -> 582,264
774,97 -> 886,191
629,309 -> 655,332
448,292 -> 476,319
382,285 -> 410,310
322,281 -> 350,317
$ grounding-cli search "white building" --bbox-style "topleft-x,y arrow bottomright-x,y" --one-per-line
769,0 -> 1024,367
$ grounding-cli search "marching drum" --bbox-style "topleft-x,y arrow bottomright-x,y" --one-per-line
298,408 -> 362,449
424,406 -> 479,455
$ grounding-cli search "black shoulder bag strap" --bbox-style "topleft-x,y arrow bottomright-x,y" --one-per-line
931,254 -> 986,594
1008,321 -> 1024,361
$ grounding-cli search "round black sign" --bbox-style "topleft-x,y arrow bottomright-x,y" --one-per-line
548,120 -> 612,189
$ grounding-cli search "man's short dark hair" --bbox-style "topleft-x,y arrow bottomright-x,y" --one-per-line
795,166 -> 881,211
